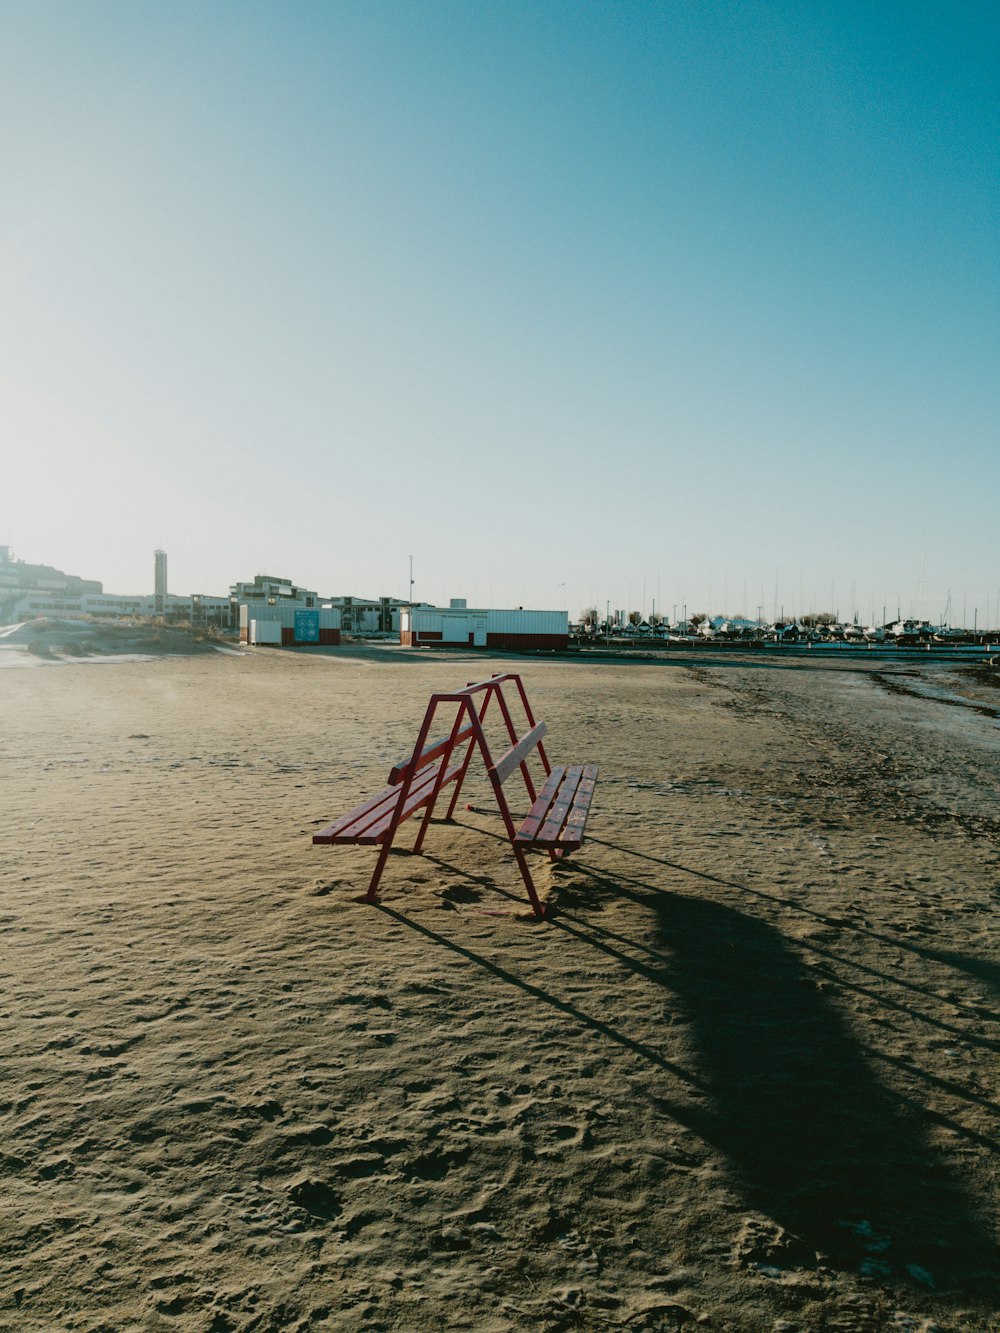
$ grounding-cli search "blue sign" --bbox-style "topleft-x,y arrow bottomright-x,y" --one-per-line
294,609 -> 320,643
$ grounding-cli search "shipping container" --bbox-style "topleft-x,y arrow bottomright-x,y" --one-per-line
240,601 -> 341,645
249,620 -> 282,645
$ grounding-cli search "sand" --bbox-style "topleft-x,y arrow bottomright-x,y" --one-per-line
1,644 -> 998,1331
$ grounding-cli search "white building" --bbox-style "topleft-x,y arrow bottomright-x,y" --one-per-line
400,600 -> 569,651
0,545 -> 103,622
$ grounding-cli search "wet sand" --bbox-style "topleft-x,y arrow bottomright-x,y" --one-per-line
2,646 -> 998,1330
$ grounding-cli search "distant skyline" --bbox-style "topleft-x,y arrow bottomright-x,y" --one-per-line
2,2 -> 998,625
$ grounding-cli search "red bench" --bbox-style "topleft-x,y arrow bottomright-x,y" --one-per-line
312,673 -> 598,916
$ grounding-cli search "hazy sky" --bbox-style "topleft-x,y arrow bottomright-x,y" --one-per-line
2,1 -> 998,623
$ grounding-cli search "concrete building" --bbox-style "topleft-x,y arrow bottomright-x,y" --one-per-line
0,545 -> 103,622
400,601 -> 569,651
188,594 -> 234,628
230,573 -> 319,608
0,546 -> 235,628
80,593 -> 148,618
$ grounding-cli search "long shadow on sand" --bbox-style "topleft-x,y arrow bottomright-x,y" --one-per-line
585,836 -> 1000,1040
379,852 -> 998,1300
918,948 -> 1000,1016
560,864 -> 999,1297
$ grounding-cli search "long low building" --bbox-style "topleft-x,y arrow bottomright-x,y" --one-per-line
238,602 -> 341,646
400,602 -> 568,651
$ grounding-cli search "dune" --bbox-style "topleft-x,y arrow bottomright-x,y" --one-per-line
0,617 -> 234,668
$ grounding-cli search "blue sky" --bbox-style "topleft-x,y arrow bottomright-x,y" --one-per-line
2,1 -> 998,624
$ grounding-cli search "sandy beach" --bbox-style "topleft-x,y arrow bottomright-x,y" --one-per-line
2,644 -> 998,1331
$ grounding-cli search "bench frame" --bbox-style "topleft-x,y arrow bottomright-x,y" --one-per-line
312,672 -> 597,916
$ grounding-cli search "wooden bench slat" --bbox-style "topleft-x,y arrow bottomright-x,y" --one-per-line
312,780 -> 415,843
514,763 -> 598,849
557,765 -> 598,848
536,765 -> 585,843
313,763 -> 459,845
333,766 -> 442,843
359,763 -> 464,844
513,766 -> 565,842
490,721 -> 547,786
313,787 -> 412,843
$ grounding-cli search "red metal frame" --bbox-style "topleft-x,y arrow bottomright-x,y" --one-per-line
315,673 -> 567,915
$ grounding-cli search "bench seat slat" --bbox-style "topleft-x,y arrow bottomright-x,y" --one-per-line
312,779 -> 414,843
313,762 -> 462,846
514,763 -> 598,849
559,766 -> 598,847
537,765 -> 585,843
359,763 -> 464,843
513,766 -> 565,841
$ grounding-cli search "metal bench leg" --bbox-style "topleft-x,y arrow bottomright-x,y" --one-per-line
410,804 -> 436,856
512,845 -> 545,917
366,840 -> 394,903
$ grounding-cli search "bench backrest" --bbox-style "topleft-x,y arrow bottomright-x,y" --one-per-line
383,674 -> 550,815
489,721 -> 547,785
388,723 -> 475,785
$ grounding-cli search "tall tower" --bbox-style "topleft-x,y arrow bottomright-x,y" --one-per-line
154,549 -> 167,616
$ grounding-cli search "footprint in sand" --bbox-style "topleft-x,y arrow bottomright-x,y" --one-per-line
287,1177 -> 342,1221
